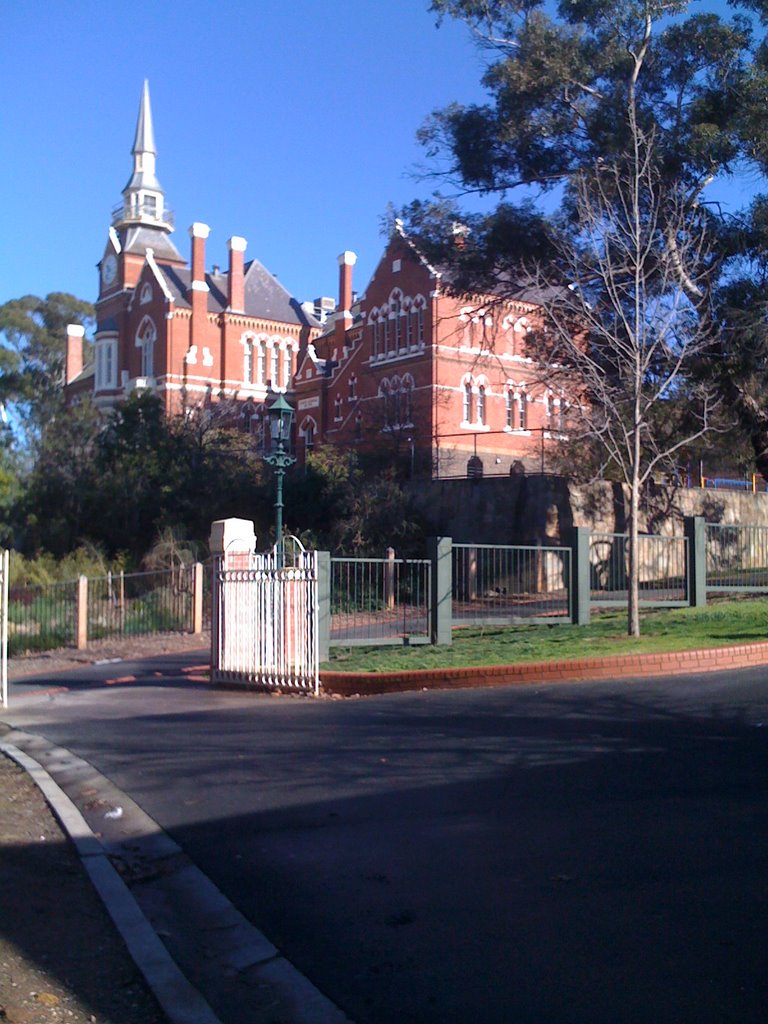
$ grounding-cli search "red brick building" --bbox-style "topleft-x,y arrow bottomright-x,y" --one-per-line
65,82 -> 321,421
293,228 -> 571,477
67,83 -> 570,478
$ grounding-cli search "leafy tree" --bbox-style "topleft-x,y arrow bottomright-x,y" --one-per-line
400,0 -> 765,632
0,293 -> 94,448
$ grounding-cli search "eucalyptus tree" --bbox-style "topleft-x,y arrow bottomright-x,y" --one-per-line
401,0 -> 766,633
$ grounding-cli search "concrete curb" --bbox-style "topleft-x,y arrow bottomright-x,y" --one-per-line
320,639 -> 768,696
0,741 -> 224,1024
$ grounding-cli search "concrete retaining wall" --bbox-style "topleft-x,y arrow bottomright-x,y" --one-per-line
407,476 -> 768,545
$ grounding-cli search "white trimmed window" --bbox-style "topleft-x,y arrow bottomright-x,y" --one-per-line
477,385 -> 486,426
136,316 -> 156,379
463,382 -> 473,424
95,338 -> 117,390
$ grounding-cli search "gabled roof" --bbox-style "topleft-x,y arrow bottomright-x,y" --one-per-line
154,259 -> 321,327
120,226 -> 183,263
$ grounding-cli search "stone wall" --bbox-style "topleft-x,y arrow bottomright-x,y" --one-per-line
407,475 -> 768,545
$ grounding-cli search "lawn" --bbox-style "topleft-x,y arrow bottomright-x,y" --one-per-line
323,598 -> 768,673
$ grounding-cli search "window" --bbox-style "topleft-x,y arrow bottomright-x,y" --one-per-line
559,402 -> 568,432
283,347 -> 292,388
477,385 -> 486,426
244,339 -> 254,384
546,393 -> 555,430
300,417 -> 316,452
519,390 -> 527,430
463,382 -> 473,424
379,380 -> 391,427
334,395 -> 342,421
139,282 -> 152,305
136,317 -> 156,379
383,316 -> 390,355
506,390 -> 515,429
258,344 -> 266,384
270,346 -> 279,387
143,194 -> 157,217
402,375 -> 414,423
355,414 -> 363,441
349,375 -> 358,401
95,338 -> 117,390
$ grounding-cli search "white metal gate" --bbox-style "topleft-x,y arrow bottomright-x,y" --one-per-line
1,550 -> 8,709
211,546 -> 319,695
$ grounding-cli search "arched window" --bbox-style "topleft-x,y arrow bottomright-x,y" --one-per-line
477,385 -> 486,426
349,375 -> 358,401
390,291 -> 403,353
334,395 -> 342,421
463,381 -> 473,424
519,389 -> 528,430
506,389 -> 515,429
402,374 -> 414,423
139,282 -> 152,305
269,344 -> 279,387
300,417 -> 317,452
546,392 -> 555,430
283,346 -> 292,388
243,337 -> 255,384
411,296 -> 426,347
136,316 -> 156,379
379,379 -> 392,428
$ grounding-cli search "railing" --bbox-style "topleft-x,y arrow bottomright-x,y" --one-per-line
6,565 -> 203,657
7,579 -> 79,656
452,543 -> 571,625
706,523 -> 768,591
87,568 -> 195,640
111,200 -> 174,229
330,556 -> 431,645
589,533 -> 688,607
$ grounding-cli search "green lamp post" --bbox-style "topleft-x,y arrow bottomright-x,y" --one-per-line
263,392 -> 296,566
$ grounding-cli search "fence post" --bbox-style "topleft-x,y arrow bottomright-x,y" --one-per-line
191,562 -> 204,634
76,575 -> 88,649
385,547 -> 396,610
427,536 -> 453,646
317,551 -> 331,663
568,527 -> 591,626
684,516 -> 707,607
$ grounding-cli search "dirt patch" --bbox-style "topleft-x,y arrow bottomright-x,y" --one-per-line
8,632 -> 211,682
0,753 -> 168,1024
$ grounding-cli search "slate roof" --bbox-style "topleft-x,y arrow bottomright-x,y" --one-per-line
120,225 -> 183,263
156,259 -> 321,327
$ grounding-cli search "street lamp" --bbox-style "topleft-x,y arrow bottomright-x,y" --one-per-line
263,392 -> 296,565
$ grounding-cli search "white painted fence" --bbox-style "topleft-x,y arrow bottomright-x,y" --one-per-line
211,547 -> 319,695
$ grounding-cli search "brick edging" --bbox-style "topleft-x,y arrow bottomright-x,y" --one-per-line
320,640 -> 768,697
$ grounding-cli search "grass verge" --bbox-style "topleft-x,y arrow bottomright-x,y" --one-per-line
323,598 -> 768,673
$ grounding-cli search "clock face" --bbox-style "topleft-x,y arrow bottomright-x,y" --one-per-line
102,254 -> 118,286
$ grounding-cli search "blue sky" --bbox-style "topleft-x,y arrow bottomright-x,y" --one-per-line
0,0 -> 490,312
1,1 -> 757,316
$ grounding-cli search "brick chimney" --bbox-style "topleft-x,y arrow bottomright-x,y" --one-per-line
189,223 -> 210,348
65,324 -> 85,384
227,236 -> 247,313
335,250 -> 357,347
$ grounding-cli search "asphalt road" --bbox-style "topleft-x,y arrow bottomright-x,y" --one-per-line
5,657 -> 768,1024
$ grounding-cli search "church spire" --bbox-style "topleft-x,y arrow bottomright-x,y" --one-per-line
112,80 -> 173,232
132,79 -> 157,158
